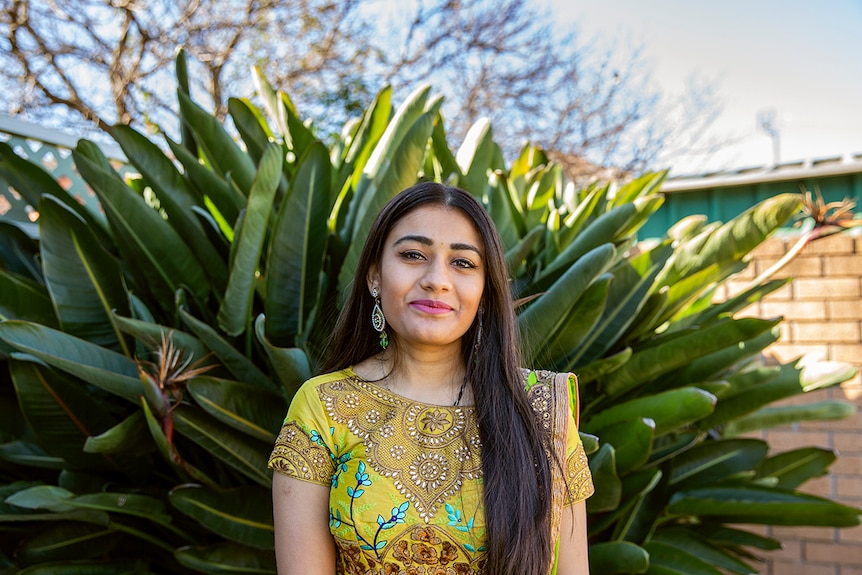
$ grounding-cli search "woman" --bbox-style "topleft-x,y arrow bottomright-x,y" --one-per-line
269,182 -> 594,574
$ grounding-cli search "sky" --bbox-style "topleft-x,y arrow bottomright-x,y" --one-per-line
545,0 -> 862,175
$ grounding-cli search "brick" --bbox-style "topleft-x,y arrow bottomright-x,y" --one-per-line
771,539 -> 803,562
831,344 -> 862,364
762,281 -> 795,301
832,454 -> 862,475
762,301 -> 827,320
795,278 -> 860,300
841,566 -> 862,575
804,235 -> 857,255
806,541 -> 862,565
766,430 -> 831,452
827,408 -> 862,431
839,377 -> 862,401
794,322 -> 860,344
752,237 -> 790,257
828,300 -> 862,321
773,526 -> 836,542
823,254 -> 862,276
833,433 -> 862,455
799,475 -> 834,498
764,343 -> 828,364
838,525 -> 862,543
836,477 -> 862,500
735,262 -> 757,280
757,255 -> 823,278
767,561 -> 836,575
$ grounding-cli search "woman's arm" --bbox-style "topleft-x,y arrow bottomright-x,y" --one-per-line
555,500 -> 590,574
272,472 -> 336,574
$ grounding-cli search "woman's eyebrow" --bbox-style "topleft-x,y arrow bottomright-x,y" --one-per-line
394,235 -> 483,257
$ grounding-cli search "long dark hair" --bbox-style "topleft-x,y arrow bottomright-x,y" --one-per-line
322,182 -> 554,574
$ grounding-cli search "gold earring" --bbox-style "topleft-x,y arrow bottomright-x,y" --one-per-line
371,287 -> 388,349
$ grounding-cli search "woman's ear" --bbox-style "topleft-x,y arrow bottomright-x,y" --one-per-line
367,263 -> 380,294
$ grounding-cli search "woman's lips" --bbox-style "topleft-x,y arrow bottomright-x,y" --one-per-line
410,300 -> 454,314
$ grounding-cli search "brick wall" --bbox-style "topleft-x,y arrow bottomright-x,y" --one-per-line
717,232 -> 862,575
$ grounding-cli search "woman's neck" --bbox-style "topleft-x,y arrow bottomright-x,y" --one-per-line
374,344 -> 469,405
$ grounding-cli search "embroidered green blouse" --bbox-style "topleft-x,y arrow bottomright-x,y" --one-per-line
268,368 -> 594,574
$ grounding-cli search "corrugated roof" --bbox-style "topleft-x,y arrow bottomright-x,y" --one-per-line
663,152 -> 862,193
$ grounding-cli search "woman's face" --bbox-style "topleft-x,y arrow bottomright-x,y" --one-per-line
368,204 -> 486,352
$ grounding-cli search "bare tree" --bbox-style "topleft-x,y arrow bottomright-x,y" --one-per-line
0,0 -> 721,174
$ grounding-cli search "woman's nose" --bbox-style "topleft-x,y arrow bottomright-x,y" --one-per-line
420,257 -> 452,291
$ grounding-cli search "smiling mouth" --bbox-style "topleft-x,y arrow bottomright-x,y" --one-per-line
411,300 -> 454,314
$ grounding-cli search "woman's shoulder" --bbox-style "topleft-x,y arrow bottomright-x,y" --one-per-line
291,368 -> 357,402
519,368 -> 576,432
519,368 -> 575,394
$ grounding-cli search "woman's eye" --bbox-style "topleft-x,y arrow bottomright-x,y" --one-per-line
453,258 -> 476,269
399,250 -> 424,261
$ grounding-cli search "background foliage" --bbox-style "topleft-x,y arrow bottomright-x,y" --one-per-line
0,52 -> 859,574
0,0 -> 721,179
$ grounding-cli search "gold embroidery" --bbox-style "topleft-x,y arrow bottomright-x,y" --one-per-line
268,421 -> 333,485
565,441 -> 595,504
336,525 -> 482,574
319,376 -> 482,522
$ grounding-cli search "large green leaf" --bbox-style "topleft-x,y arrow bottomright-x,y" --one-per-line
254,314 -> 311,400
179,309 -> 277,393
218,143 -> 283,336
9,358 -> 118,467
16,562 -> 147,575
570,242 -> 673,365
536,203 -> 637,288
178,91 -> 257,195
38,196 -> 130,353
187,376 -> 286,443
588,541 -> 649,574
755,447 -> 837,490
83,412 -> 152,456
0,141 -> 108,234
166,135 -> 244,226
650,526 -> 757,575
669,439 -> 768,487
594,418 -> 655,475
584,387 -> 716,437
0,321 -> 140,402
518,244 -> 616,363
723,401 -> 856,436
72,147 -> 209,309
265,142 -> 331,343
659,194 -> 801,287
601,318 -> 780,398
112,125 -> 227,291
644,541 -> 723,575
0,219 -> 42,280
173,405 -> 272,486
587,444 -> 621,513
170,485 -> 274,549
456,118 -> 496,196
175,542 -> 277,574
0,269 -> 56,326
668,486 -> 861,526
15,523 -> 121,566
228,98 -> 276,167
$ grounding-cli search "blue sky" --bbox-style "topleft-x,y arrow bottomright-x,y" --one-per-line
547,0 -> 862,174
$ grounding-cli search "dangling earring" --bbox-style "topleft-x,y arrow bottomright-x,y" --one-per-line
371,287 -> 389,349
475,306 -> 484,349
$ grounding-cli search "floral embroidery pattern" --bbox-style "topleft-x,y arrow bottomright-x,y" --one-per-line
319,377 -> 481,522
331,461 -> 411,559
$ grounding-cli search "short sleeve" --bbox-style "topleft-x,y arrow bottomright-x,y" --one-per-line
268,378 -> 337,486
562,373 -> 595,506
